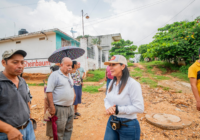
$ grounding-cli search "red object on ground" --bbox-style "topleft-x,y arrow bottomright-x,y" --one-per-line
51,116 -> 58,140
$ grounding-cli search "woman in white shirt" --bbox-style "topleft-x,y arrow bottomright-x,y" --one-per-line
104,55 -> 144,140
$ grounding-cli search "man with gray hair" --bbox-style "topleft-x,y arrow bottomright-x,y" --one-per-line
46,57 -> 76,140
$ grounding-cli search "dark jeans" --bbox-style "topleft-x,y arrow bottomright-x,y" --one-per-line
106,78 -> 112,94
104,116 -> 140,140
0,120 -> 35,140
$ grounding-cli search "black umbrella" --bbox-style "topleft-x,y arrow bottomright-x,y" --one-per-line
48,46 -> 85,63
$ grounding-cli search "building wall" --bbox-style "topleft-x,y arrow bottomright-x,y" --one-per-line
55,32 -> 80,49
99,35 -> 114,51
0,33 -> 56,73
87,58 -> 97,70
75,38 -> 88,72
88,35 -> 114,51
87,35 -> 117,69
56,34 -> 62,49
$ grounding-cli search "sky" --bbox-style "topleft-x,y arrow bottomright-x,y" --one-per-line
0,0 -> 200,46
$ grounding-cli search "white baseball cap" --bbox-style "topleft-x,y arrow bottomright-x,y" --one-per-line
104,55 -> 127,66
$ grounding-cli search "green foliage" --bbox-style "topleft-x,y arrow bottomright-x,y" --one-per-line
28,83 -> 44,86
154,75 -> 171,80
109,39 -> 137,60
84,70 -> 105,82
170,72 -> 189,82
138,44 -> 148,61
178,90 -> 182,93
134,67 -> 143,71
140,61 -> 165,66
140,77 -> 157,88
144,17 -> 200,65
140,61 -> 189,81
91,38 -> 100,45
76,35 -> 90,41
162,87 -> 170,91
179,65 -> 191,74
128,62 -> 134,67
82,85 -> 102,93
130,72 -> 143,77
130,67 -> 143,77
157,66 -> 167,74
146,65 -> 155,74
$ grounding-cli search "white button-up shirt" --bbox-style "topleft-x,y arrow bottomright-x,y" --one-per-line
104,77 -> 144,119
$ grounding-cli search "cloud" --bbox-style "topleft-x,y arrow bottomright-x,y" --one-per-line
0,0 -> 200,47
86,0 -> 200,46
0,0 -> 80,37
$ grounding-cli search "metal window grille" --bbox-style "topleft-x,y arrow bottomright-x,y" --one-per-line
62,38 -> 71,47
87,47 -> 95,59
102,53 -> 105,62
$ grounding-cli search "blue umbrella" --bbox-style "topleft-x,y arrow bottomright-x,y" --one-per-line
48,46 -> 85,63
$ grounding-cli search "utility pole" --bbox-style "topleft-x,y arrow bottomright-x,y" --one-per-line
82,10 -> 84,37
81,10 -> 89,38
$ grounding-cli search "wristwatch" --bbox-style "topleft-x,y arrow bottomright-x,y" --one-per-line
115,105 -> 119,115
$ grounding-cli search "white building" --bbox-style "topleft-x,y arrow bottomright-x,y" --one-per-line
0,28 -> 80,73
86,33 -> 122,69
130,54 -> 141,63
0,29 -> 122,74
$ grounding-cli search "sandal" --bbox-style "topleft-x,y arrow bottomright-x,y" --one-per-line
75,112 -> 81,116
74,115 -> 78,119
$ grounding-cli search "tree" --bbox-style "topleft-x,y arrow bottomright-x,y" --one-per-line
91,38 -> 100,45
138,44 -> 148,61
144,16 -> 200,65
109,39 -> 137,60
76,35 -> 90,41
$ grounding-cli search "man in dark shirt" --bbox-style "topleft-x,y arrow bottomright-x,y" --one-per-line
0,49 -> 35,140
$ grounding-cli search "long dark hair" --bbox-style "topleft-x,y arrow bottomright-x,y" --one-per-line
72,61 -> 77,69
108,64 -> 129,94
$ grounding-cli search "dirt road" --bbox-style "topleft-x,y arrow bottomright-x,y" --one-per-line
29,65 -> 200,140
30,86 -> 109,140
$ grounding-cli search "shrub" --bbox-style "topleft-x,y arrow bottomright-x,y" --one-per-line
179,65 -> 191,74
128,62 -> 134,67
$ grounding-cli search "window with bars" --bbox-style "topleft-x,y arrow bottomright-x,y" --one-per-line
87,47 -> 95,59
62,38 -> 71,47
102,53 -> 105,62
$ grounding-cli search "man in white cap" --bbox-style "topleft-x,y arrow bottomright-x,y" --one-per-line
0,49 -> 35,140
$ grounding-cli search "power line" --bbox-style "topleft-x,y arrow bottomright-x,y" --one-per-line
56,0 -> 170,31
135,0 -> 196,44
89,0 -> 100,15
2,0 -> 170,34
85,20 -> 99,35
84,0 -> 170,26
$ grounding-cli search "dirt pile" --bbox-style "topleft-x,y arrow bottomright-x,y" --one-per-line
23,73 -> 49,81
139,84 -> 200,139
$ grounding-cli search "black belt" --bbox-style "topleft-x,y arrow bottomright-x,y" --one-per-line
121,119 -> 133,127
112,116 -> 133,127
16,120 -> 29,130
54,104 -> 70,107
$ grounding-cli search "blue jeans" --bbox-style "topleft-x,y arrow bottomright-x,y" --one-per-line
0,120 -> 35,140
104,116 -> 140,140
106,78 -> 112,94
